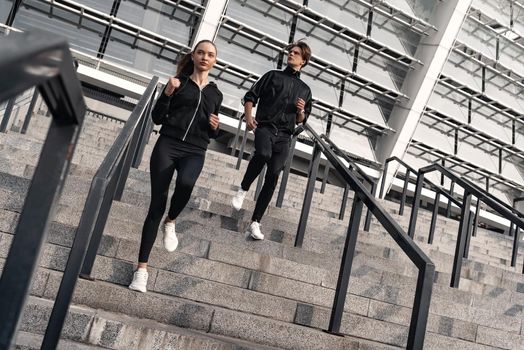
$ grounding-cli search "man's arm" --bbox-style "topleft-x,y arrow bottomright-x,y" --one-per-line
244,101 -> 258,130
242,71 -> 272,130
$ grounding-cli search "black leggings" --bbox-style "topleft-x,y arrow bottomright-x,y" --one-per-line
138,135 -> 205,263
241,126 -> 290,222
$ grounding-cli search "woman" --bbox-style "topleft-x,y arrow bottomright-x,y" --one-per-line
129,40 -> 222,293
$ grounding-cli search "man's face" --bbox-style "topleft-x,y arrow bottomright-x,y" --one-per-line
287,46 -> 305,70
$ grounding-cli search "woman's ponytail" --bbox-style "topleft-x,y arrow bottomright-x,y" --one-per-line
176,53 -> 194,76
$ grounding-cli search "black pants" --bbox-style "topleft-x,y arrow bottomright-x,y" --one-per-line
241,126 -> 291,222
138,135 -> 205,263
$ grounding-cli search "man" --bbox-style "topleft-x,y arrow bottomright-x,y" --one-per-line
231,41 -> 313,240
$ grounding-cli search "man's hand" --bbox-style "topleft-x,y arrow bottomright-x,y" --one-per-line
296,98 -> 306,123
296,98 -> 306,113
245,115 -> 258,131
209,113 -> 220,130
164,77 -> 181,96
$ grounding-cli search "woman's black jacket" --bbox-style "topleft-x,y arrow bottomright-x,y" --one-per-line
152,75 -> 223,150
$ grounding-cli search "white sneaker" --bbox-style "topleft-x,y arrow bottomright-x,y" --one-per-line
129,268 -> 148,293
232,188 -> 247,211
248,221 -> 264,240
163,221 -> 178,252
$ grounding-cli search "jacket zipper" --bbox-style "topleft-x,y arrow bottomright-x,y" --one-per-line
182,87 -> 202,141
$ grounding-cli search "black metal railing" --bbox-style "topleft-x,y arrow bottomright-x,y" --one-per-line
296,124 -> 434,350
40,76 -> 159,349
407,163 -> 524,288
380,156 -> 462,241
0,32 -> 86,349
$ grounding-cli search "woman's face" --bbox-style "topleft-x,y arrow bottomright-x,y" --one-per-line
192,42 -> 217,72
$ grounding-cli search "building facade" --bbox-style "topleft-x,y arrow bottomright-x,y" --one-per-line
2,0 -> 524,204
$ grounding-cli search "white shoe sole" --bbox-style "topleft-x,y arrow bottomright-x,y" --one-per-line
129,284 -> 147,293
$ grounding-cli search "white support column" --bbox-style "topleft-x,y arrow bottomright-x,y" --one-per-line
192,0 -> 229,44
375,0 -> 472,198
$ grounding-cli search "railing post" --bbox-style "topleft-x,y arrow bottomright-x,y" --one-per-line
0,96 -> 15,132
363,182 -> 375,231
254,165 -> 266,201
230,112 -> 244,156
407,263 -> 435,350
450,191 -> 472,288
472,199 -> 480,237
428,191 -> 440,244
21,89 -> 39,134
446,181 -> 455,218
379,160 -> 389,198
399,169 -> 410,216
114,119 -> 145,201
320,163 -> 330,194
80,160 -> 124,277
276,136 -> 297,208
0,118 -> 81,349
132,93 -> 156,168
41,178 -> 107,349
295,144 -> 321,247
236,126 -> 249,170
327,196 -> 364,334
511,223 -> 519,267
407,173 -> 425,238
338,184 -> 350,220
463,208 -> 474,259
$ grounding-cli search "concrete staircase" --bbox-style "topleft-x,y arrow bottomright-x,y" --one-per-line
2,110 -> 524,349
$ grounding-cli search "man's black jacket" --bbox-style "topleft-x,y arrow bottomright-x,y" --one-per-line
243,66 -> 312,135
151,75 -> 223,150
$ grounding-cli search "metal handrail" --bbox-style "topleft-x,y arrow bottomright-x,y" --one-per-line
0,31 -> 86,349
297,124 -> 434,349
40,76 -> 159,349
380,156 -> 462,219
408,163 -> 524,288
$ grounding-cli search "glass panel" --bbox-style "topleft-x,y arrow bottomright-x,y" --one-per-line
470,102 -> 513,144
384,0 -> 416,17
427,85 -> 469,124
457,18 -> 498,61
472,0 -> 511,28
209,68 -> 251,111
442,52 -> 483,92
484,72 -> 524,114
307,0 -> 368,36
215,27 -> 280,76
300,69 -> 340,107
104,29 -> 181,77
225,0 -> 292,42
371,15 -> 410,55
512,3 -> 524,38
341,89 -> 386,127
74,0 -> 113,14
413,122 -> 454,154
498,37 -> 524,78
329,125 -> 376,160
14,0 -> 104,56
456,142 -> 498,173
1,0 -> 13,24
116,0 -> 197,46
403,0 -> 438,22
357,51 -> 400,92
500,159 -> 523,183
295,19 -> 355,70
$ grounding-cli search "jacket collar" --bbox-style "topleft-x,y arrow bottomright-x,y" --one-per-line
284,65 -> 301,77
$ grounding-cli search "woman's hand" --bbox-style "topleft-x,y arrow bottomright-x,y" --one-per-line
164,77 -> 181,96
209,113 -> 220,130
